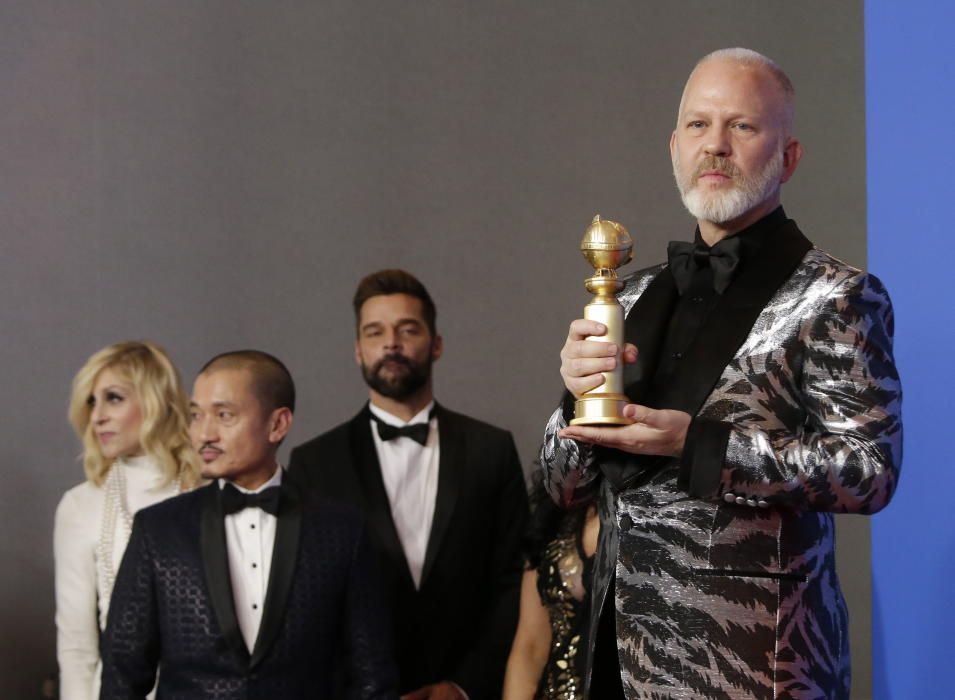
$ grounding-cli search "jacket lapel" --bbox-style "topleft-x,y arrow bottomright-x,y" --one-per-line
200,483 -> 250,667
250,478 -> 303,668
621,267 -> 680,405
420,404 -> 463,587
595,268 -> 680,491
349,407 -> 417,589
600,219 -> 811,492
654,219 -> 813,417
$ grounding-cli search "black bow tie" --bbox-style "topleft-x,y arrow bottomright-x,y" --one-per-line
667,236 -> 742,295
371,414 -> 432,445
221,483 -> 282,516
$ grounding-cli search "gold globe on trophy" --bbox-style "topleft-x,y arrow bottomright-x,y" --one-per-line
571,215 -> 635,426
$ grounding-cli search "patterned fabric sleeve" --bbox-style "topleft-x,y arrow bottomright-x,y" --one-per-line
343,523 -> 400,699
99,513 -> 160,700
540,407 -> 599,508
700,271 -> 902,513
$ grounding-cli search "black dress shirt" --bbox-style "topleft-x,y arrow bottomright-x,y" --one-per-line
560,206 -> 793,496
650,206 -> 788,406
658,206 -> 789,496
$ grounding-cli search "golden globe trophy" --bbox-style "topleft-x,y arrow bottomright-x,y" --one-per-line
571,215 -> 635,426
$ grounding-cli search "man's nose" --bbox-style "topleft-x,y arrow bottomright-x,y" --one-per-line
703,127 -> 731,157
383,330 -> 400,349
193,415 -> 217,443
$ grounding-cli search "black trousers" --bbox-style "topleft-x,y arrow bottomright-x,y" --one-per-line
589,579 -> 626,699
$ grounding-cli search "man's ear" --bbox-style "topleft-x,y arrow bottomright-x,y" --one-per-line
354,339 -> 362,368
431,334 -> 443,362
780,137 -> 803,184
669,129 -> 677,160
267,407 -> 293,445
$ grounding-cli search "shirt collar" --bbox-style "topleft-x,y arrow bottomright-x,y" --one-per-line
693,205 -> 788,263
368,400 -> 436,428
218,463 -> 283,494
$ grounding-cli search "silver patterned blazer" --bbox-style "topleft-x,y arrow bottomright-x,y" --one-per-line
541,215 -> 902,700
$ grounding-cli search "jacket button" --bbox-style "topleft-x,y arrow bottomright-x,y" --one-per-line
723,492 -> 736,503
619,514 -> 634,532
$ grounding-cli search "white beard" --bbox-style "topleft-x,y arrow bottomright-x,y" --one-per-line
673,148 -> 784,224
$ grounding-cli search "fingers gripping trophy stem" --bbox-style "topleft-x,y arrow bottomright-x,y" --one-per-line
572,214 -> 634,426
585,301 -> 624,397
572,298 -> 631,425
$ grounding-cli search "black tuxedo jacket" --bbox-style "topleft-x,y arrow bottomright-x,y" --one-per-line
100,479 -> 398,700
288,404 -> 528,699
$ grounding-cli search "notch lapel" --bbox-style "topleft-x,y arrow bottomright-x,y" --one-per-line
350,408 -> 416,589
200,484 -> 250,667
250,478 -> 303,668
420,404 -> 463,587
654,220 -> 813,417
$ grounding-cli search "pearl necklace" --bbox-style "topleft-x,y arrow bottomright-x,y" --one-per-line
95,460 -> 180,630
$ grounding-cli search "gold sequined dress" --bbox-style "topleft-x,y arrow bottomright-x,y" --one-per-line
534,523 -> 594,700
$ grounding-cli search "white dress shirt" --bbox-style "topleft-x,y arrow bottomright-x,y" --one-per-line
369,401 -> 439,590
220,466 -> 283,653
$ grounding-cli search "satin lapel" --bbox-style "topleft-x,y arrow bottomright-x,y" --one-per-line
350,408 -> 416,588
657,220 -> 813,416
622,268 -> 680,405
420,404 -> 462,587
200,484 -> 250,667
250,479 -> 303,668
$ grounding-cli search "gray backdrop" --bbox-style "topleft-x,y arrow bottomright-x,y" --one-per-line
0,2 -> 868,697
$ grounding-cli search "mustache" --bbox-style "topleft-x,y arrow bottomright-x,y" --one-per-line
198,443 -> 223,454
372,353 -> 412,373
693,156 -> 740,181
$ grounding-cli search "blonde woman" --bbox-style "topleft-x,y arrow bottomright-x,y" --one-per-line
54,341 -> 200,700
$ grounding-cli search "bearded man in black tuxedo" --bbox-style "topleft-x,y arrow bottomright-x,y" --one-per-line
100,350 -> 397,700
289,270 -> 528,700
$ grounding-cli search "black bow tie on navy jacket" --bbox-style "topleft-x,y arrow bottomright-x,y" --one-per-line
371,414 -> 431,445
220,482 -> 281,516
667,235 -> 742,295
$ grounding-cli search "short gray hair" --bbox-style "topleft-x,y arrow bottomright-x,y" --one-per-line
680,47 -> 795,133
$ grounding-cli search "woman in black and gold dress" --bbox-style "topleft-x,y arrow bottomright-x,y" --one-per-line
503,479 -> 598,700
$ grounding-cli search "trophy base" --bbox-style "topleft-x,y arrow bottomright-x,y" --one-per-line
571,395 -> 634,426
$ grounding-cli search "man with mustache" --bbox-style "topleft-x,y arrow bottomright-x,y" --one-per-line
542,49 -> 902,698
289,269 -> 528,700
100,350 -> 398,699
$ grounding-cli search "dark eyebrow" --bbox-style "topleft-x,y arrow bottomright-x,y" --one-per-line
189,400 -> 238,410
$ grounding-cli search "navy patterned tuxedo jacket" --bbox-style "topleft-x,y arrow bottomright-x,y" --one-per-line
99,479 -> 398,700
541,217 -> 902,700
